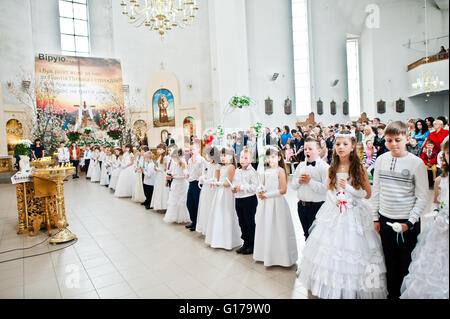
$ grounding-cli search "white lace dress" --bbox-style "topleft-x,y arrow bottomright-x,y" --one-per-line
108,156 -> 121,190
253,167 -> 298,267
100,155 -> 111,186
163,162 -> 191,224
132,155 -> 146,203
400,176 -> 449,299
205,165 -> 242,250
114,152 -> 135,198
150,156 -> 170,210
298,173 -> 387,299
90,152 -> 101,183
196,162 -> 220,235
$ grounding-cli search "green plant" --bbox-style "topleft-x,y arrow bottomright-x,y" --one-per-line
67,131 -> 81,143
229,95 -> 251,108
13,139 -> 32,156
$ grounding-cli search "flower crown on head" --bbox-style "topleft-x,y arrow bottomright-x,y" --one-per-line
335,132 -> 356,139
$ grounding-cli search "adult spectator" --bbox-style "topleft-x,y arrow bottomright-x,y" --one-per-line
69,141 -> 81,178
31,138 -> 45,160
362,125 -> 375,148
165,133 -> 176,146
425,119 -> 449,153
325,129 -> 335,164
425,117 -> 435,132
436,116 -> 449,130
406,119 -> 416,139
413,119 -> 429,148
280,125 -> 292,150
290,131 -> 304,165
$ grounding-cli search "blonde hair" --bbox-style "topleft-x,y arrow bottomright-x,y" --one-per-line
144,151 -> 153,160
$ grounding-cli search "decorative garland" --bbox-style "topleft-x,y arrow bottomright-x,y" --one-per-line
229,95 -> 251,108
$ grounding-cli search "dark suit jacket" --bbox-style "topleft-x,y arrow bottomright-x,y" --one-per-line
165,138 -> 175,146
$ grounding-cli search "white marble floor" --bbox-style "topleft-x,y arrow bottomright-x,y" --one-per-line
0,175 -> 433,299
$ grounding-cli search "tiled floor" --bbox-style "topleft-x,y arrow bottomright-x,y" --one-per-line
0,175 -> 433,299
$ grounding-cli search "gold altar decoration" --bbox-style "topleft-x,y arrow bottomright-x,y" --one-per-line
0,156 -> 13,173
32,164 -> 76,244
30,157 -> 53,168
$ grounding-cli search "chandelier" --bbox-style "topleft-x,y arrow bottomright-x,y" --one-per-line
411,0 -> 445,101
120,0 -> 199,38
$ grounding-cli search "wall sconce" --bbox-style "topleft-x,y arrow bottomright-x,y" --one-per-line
187,84 -> 193,89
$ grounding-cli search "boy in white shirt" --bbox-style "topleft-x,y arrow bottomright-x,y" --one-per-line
371,121 -> 428,299
291,136 -> 329,240
57,141 -> 70,165
143,151 -> 156,210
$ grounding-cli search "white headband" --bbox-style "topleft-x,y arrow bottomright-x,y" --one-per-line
335,132 -> 355,139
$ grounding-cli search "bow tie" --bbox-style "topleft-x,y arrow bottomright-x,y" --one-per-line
306,161 -> 316,167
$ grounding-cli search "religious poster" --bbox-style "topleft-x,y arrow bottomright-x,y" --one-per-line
34,53 -> 124,132
153,89 -> 175,127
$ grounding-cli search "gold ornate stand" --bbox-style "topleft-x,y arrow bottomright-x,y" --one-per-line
32,166 -> 77,244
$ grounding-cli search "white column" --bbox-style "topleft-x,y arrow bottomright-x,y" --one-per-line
208,0 -> 250,130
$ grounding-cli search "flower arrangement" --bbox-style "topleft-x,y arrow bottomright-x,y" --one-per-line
216,125 -> 225,140
67,131 -> 81,143
107,129 -> 122,140
229,95 -> 251,108
252,122 -> 263,138
14,139 -> 32,156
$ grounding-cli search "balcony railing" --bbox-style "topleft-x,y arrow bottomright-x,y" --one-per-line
407,51 -> 449,71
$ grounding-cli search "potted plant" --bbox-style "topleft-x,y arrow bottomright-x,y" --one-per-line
14,139 -> 32,172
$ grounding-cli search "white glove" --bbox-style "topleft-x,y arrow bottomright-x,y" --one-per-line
345,183 -> 367,199
386,222 -> 403,233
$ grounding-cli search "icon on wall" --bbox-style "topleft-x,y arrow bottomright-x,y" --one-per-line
330,100 -> 336,115
317,99 -> 323,115
153,88 -> 175,127
396,98 -> 405,113
265,97 -> 273,115
343,100 -> 349,115
377,99 -> 386,114
284,97 -> 292,115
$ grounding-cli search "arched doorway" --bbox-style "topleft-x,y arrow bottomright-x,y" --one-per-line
183,116 -> 195,147
6,119 -> 23,155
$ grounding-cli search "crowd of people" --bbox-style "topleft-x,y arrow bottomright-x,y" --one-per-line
44,114 -> 449,299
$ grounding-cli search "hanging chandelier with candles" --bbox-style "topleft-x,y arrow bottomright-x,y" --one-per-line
411,0 -> 445,101
120,0 -> 199,38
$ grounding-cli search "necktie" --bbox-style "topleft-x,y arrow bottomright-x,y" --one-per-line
306,161 -> 316,167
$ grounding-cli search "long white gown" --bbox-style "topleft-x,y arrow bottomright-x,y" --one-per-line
253,167 -> 298,267
132,155 -> 146,203
114,152 -> 135,198
150,155 -> 170,210
90,152 -> 101,183
205,165 -> 242,250
196,162 -> 220,235
100,155 -> 111,186
108,155 -> 121,190
400,176 -> 449,299
163,161 -> 191,224
298,172 -> 387,299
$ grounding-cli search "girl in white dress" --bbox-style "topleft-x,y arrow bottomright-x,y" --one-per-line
132,147 -> 146,203
90,146 -> 101,183
86,146 -> 93,179
205,147 -> 242,250
163,148 -> 191,224
298,131 -> 387,299
150,144 -> 170,211
114,144 -> 136,198
253,145 -> 298,267
100,148 -> 112,186
109,149 -> 122,190
401,138 -> 449,299
196,146 -> 221,235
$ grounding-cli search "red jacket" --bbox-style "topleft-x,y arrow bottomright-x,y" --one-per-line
420,150 -> 438,166
69,146 -> 81,160
426,129 -> 449,153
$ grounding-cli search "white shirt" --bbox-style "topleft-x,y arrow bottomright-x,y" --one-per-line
143,161 -> 156,185
370,152 -> 428,224
186,154 -> 205,182
83,149 -> 91,160
72,148 -> 77,160
291,158 -> 329,202
57,147 -> 69,162
99,151 -> 106,162
234,165 -> 259,199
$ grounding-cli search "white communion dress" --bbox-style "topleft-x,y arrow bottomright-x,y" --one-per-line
150,155 -> 170,210
204,165 -> 242,250
132,155 -> 146,203
400,176 -> 449,299
108,155 -> 121,190
253,167 -> 298,267
90,152 -> 101,183
196,162 -> 220,235
100,155 -> 111,186
163,161 -> 191,224
298,172 -> 387,299
114,152 -> 136,198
